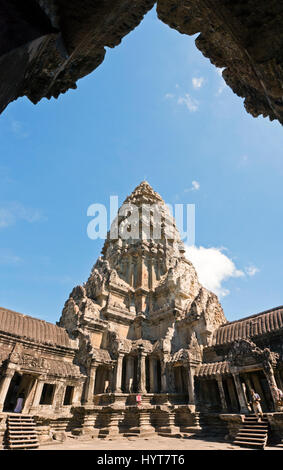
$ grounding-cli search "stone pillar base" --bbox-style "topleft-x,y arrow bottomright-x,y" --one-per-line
138,410 -> 156,437
156,412 -> 181,437
179,426 -> 202,435
156,425 -> 181,437
99,411 -> 122,440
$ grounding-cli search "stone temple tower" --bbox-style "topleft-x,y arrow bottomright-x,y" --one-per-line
59,181 -> 226,436
0,182 -> 282,444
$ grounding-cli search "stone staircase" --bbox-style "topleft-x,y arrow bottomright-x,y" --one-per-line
5,414 -> 39,450
233,415 -> 269,449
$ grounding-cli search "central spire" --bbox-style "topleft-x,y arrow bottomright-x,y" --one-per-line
100,181 -> 185,293
106,180 -> 182,245
123,181 -> 163,206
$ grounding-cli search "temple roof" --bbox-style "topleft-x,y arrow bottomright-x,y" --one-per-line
102,180 -> 183,256
0,307 -> 77,350
213,306 -> 283,346
195,361 -> 230,377
123,181 -> 163,206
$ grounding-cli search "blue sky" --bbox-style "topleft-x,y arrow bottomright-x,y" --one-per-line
0,7 -> 282,325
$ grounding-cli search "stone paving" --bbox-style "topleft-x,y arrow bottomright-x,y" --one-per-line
37,435 -> 282,451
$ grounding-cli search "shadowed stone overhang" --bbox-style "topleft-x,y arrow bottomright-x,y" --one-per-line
0,306 -> 77,350
213,306 -> 283,347
195,360 -> 230,378
0,0 -> 282,124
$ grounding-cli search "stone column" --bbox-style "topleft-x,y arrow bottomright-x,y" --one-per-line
137,352 -> 147,393
113,353 -> 124,393
156,259 -> 160,281
30,378 -> 45,409
242,373 -> 253,395
263,363 -> 281,411
148,258 -> 153,290
216,375 -> 228,412
149,357 -> 156,393
226,377 -> 239,410
151,258 -> 157,287
127,256 -> 133,287
57,381 -> 68,409
232,373 -> 249,413
21,376 -> 36,414
187,367 -> 195,404
72,382 -> 84,406
86,364 -> 97,404
137,256 -> 143,288
0,369 -> 14,412
160,361 -> 167,393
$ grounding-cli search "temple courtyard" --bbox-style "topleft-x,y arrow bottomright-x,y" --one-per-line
37,435 -> 282,451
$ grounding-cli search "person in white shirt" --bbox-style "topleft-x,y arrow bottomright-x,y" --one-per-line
250,389 -> 264,422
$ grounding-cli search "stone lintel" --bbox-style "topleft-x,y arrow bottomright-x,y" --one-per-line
108,282 -> 129,295
134,287 -> 150,296
103,309 -> 136,325
82,319 -> 108,333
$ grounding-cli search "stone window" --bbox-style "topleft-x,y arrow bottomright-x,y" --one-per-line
63,385 -> 74,405
39,383 -> 55,405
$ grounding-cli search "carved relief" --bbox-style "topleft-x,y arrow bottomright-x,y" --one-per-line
227,339 -> 279,368
9,344 -> 48,371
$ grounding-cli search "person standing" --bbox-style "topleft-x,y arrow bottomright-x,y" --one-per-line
250,389 -> 264,422
14,390 -> 25,413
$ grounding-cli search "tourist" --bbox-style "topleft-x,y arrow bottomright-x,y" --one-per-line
14,390 -> 25,413
250,389 -> 264,422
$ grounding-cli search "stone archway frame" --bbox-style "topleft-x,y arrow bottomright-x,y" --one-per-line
0,1 -> 282,125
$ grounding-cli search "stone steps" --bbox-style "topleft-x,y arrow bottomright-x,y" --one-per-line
233,415 -> 269,450
6,414 -> 39,450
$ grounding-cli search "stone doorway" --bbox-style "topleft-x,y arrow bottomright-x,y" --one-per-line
94,366 -> 111,394
240,371 -> 274,412
3,372 -> 35,413
222,376 -> 240,412
174,366 -> 187,394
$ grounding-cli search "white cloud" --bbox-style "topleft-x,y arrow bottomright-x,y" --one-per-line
192,77 -> 204,89
191,180 -> 200,191
184,180 -> 200,192
177,93 -> 199,112
185,245 -> 244,298
245,265 -> 260,277
0,202 -> 44,229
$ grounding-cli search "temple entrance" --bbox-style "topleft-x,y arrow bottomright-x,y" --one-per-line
121,355 -> 139,393
94,366 -> 111,394
174,366 -> 187,393
222,377 -> 240,412
240,371 -> 274,412
195,377 -> 232,412
3,372 -> 35,413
